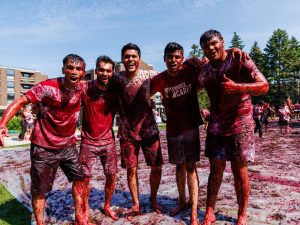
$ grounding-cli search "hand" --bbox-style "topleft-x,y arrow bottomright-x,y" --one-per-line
227,48 -> 250,61
0,126 -> 9,147
221,74 -> 239,95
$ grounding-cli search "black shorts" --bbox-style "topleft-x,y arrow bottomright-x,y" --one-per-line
167,128 -> 200,165
30,143 -> 84,196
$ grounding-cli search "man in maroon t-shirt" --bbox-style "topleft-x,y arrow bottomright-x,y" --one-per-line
113,43 -> 163,216
72,56 -> 119,224
198,30 -> 269,225
0,54 -> 86,225
151,42 -> 202,225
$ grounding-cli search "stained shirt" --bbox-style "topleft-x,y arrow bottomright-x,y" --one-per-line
25,77 -> 81,150
113,71 -> 159,141
198,54 -> 261,136
150,64 -> 202,137
80,80 -> 117,146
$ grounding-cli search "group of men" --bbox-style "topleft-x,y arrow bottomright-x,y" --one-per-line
0,29 -> 269,225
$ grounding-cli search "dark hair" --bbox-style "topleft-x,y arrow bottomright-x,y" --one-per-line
200,29 -> 223,48
121,43 -> 141,58
95,55 -> 115,70
63,54 -> 86,68
164,42 -> 184,59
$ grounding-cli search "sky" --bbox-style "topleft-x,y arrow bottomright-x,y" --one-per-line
1,0 -> 300,78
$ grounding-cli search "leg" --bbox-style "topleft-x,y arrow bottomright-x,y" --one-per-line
186,162 -> 199,225
73,178 -> 91,223
127,167 -> 140,214
201,159 -> 226,225
170,163 -> 187,216
32,194 -> 46,225
231,161 -> 249,225
150,165 -> 163,213
104,174 -> 118,220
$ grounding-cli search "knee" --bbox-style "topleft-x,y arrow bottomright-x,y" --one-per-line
185,162 -> 197,174
127,167 -> 137,177
151,165 -> 162,174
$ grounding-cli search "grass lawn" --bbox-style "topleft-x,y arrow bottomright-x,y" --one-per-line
0,182 -> 31,225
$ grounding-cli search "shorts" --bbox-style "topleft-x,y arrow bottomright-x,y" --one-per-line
120,134 -> 163,168
205,131 -> 255,162
30,143 -> 84,196
79,143 -> 118,176
278,119 -> 288,126
167,128 -> 200,165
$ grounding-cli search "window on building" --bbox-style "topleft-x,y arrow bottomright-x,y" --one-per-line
6,69 -> 14,76
23,73 -> 32,78
23,84 -> 31,89
7,81 -> 15,88
7,93 -> 15,103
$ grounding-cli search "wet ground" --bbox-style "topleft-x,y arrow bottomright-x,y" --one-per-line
0,119 -> 299,225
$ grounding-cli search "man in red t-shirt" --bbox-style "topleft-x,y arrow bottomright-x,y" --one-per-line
72,56 -> 119,224
150,42 -> 202,225
198,30 -> 269,225
113,43 -> 163,216
0,54 -> 86,225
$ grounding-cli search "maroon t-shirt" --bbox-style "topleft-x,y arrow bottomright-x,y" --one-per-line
25,77 -> 81,150
113,71 -> 159,141
198,55 -> 260,136
151,65 -> 202,137
80,80 -> 117,146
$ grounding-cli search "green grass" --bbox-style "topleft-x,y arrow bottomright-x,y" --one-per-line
158,123 -> 166,131
0,183 -> 31,225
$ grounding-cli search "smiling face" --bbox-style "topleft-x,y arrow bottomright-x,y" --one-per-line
62,59 -> 85,90
164,50 -> 184,76
202,35 -> 226,62
95,61 -> 114,89
122,49 -> 140,77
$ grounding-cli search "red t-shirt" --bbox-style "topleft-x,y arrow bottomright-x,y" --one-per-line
113,71 -> 159,141
150,65 -> 202,137
198,55 -> 260,136
25,77 -> 81,149
80,80 -> 117,146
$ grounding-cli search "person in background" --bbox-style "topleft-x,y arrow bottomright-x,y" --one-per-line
253,102 -> 264,138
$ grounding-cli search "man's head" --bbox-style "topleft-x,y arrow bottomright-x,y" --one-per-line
200,29 -> 225,62
95,55 -> 115,88
164,42 -> 184,76
121,43 -> 141,77
62,54 -> 86,90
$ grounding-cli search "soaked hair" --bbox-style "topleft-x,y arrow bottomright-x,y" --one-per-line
95,55 -> 115,70
63,54 -> 86,68
164,42 -> 184,60
121,43 -> 141,58
200,29 -> 223,48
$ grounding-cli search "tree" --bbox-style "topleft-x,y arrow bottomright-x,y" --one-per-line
249,41 -> 265,73
229,32 -> 245,50
188,44 -> 204,58
264,29 -> 292,105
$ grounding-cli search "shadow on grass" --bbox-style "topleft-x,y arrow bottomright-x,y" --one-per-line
0,183 -> 31,225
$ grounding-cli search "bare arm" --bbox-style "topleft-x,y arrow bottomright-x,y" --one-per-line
0,96 -> 30,146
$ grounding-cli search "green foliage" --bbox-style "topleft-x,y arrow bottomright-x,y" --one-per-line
249,41 -> 265,73
0,182 -> 31,225
198,89 -> 210,109
188,44 -> 204,58
230,32 -> 245,50
6,116 -> 21,131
